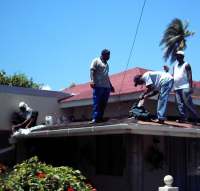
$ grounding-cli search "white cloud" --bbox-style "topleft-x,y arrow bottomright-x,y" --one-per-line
41,84 -> 52,91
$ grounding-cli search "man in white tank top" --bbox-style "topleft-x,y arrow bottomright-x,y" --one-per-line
173,51 -> 199,123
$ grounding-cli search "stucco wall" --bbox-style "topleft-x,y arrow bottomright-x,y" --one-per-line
0,92 -> 65,131
62,99 -> 185,121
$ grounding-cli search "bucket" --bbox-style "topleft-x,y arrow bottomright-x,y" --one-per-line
45,116 -> 53,125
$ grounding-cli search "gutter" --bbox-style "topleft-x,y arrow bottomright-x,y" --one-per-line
10,122 -> 200,141
0,145 -> 15,155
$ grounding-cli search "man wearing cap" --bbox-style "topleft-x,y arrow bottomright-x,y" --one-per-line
11,102 -> 38,132
173,50 -> 199,123
89,49 -> 115,123
134,70 -> 173,123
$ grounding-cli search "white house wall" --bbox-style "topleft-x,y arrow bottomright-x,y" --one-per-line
0,88 -> 70,131
0,92 -> 62,131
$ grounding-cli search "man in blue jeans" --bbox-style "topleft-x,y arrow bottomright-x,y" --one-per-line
89,49 -> 115,123
134,71 -> 173,123
173,51 -> 200,123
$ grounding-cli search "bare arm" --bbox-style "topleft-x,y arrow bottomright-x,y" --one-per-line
185,63 -> 193,91
90,68 -> 96,89
109,78 -> 115,92
90,69 -> 95,82
12,118 -> 31,132
139,85 -> 158,100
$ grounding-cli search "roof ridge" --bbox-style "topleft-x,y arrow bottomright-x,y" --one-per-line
110,67 -> 148,77
62,67 -> 150,93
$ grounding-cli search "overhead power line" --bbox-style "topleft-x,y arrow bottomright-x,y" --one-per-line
118,0 -> 147,96
116,0 -> 147,117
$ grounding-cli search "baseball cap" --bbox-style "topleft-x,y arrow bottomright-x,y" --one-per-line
19,102 -> 27,108
134,75 -> 142,87
176,50 -> 184,56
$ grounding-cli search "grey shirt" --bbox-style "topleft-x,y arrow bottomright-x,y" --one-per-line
90,57 -> 111,88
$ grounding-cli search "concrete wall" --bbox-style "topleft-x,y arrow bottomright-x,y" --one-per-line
0,86 -> 70,131
0,92 -> 62,131
61,87 -> 200,121
62,99 -> 182,121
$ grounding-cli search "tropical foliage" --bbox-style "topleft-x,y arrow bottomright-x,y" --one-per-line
0,70 -> 41,89
0,156 -> 96,191
160,18 -> 194,63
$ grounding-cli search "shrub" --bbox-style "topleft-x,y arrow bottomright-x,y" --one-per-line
0,156 -> 96,191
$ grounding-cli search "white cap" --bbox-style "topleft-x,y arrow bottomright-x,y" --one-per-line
176,50 -> 184,56
19,101 -> 27,108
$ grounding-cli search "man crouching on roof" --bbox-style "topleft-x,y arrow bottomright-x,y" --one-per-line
11,102 -> 38,133
134,70 -> 173,124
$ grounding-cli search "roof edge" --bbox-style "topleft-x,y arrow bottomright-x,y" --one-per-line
0,85 -> 71,99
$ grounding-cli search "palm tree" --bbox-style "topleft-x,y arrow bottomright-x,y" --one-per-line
160,18 -> 194,63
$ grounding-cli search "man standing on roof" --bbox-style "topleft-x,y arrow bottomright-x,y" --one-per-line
89,49 -> 115,123
173,50 -> 200,123
134,70 -> 173,123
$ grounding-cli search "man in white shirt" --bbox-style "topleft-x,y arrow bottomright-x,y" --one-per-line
173,51 -> 199,123
11,102 -> 38,132
134,70 -> 173,123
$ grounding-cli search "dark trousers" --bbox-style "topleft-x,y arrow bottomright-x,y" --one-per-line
92,87 -> 110,121
175,88 -> 199,121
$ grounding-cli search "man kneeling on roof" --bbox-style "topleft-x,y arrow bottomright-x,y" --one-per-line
11,102 -> 38,132
134,70 -> 173,124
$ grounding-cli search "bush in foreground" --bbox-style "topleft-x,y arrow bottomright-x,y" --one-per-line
0,156 -> 96,191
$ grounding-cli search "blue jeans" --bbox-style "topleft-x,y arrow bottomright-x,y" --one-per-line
157,80 -> 173,120
92,87 -> 110,121
175,88 -> 199,121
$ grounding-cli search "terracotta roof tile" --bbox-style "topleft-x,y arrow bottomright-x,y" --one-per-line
60,67 -> 147,103
60,67 -> 200,103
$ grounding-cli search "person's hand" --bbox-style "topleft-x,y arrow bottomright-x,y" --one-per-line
90,82 -> 95,89
188,87 -> 193,94
111,86 -> 115,93
138,94 -> 144,100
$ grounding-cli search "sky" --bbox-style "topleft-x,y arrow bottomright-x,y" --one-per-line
0,0 -> 200,91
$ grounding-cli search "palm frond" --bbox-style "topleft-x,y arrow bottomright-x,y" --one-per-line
160,18 -> 194,64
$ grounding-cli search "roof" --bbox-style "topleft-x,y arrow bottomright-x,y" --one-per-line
60,67 -> 147,103
10,119 -> 200,140
60,67 -> 200,104
0,85 -> 71,100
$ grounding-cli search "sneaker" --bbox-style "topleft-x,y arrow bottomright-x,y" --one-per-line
176,119 -> 187,123
88,119 -> 103,124
154,119 -> 165,124
88,119 -> 97,124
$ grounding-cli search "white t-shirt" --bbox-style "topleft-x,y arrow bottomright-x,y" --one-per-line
142,71 -> 173,90
173,62 -> 189,90
25,107 -> 32,120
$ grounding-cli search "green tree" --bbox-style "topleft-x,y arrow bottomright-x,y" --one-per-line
0,70 -> 10,85
0,70 -> 41,89
160,18 -> 194,63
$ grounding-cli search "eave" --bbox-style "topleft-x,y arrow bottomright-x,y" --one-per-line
11,121 -> 200,142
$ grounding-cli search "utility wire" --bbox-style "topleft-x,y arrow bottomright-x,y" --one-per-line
118,0 -> 147,95
117,0 -> 147,116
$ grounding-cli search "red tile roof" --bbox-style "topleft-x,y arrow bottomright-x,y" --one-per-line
60,67 -> 147,103
60,67 -> 200,103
